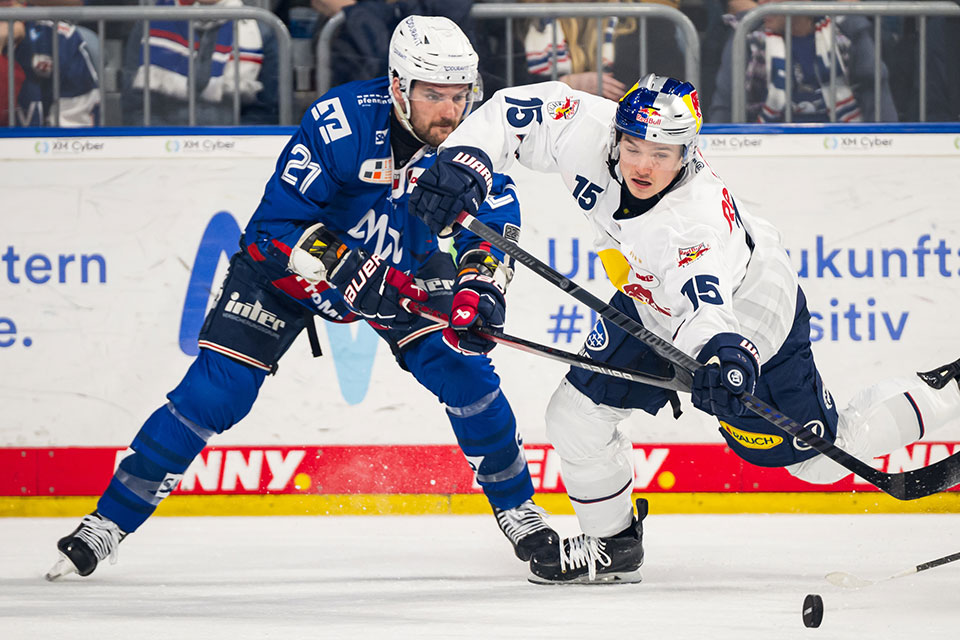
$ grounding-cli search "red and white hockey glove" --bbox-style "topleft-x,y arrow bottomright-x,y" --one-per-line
443,251 -> 509,355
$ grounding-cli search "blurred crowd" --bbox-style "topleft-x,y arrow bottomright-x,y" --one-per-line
1,0 -> 958,127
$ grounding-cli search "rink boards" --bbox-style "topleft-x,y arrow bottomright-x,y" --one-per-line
2,124 -> 960,515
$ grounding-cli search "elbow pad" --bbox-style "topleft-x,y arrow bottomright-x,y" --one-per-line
288,223 -> 348,284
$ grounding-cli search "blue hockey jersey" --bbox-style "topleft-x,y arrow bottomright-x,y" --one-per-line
243,77 -> 520,318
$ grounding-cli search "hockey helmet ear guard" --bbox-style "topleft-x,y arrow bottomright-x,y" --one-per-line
614,73 -> 702,164
388,15 -> 483,142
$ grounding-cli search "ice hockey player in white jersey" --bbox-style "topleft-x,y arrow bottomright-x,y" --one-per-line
408,74 -> 960,584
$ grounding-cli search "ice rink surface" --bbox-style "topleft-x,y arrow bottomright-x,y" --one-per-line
2,512 -> 959,639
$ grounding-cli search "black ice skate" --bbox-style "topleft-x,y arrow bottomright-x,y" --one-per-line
529,498 -> 648,585
918,356 -> 960,390
493,499 -> 558,561
45,511 -> 127,581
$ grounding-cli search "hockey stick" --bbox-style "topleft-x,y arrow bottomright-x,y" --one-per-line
825,551 -> 960,589
453,211 -> 960,501
402,300 -> 687,391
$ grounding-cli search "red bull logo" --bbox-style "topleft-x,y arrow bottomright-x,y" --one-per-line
549,97 -> 580,120
622,280 -> 671,316
635,107 -> 662,125
677,243 -> 710,268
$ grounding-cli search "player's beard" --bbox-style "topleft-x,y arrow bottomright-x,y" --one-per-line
413,117 -> 460,148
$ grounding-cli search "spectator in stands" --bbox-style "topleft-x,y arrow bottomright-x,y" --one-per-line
877,9 -> 958,122
518,0 -> 688,100
697,0 -> 755,122
312,0 -> 475,90
121,0 -> 279,125
0,11 -> 27,125
709,0 -> 897,122
0,0 -> 100,126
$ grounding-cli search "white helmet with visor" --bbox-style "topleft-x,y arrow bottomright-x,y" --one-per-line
388,15 -> 483,141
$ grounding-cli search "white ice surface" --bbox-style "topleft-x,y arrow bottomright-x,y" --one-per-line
2,513 -> 960,639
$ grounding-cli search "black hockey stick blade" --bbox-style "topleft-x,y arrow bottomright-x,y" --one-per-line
402,300 -> 687,391
453,211 -> 960,500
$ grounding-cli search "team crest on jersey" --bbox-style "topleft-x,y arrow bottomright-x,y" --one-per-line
359,157 -> 393,184
548,97 -> 580,120
677,243 -> 710,267
635,107 -> 663,126
585,318 -> 609,351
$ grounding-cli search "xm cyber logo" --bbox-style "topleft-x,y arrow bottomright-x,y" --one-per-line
178,211 -> 380,404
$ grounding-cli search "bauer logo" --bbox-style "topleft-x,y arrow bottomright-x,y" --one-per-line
585,318 -> 609,351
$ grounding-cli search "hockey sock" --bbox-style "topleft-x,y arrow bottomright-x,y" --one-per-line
546,379 -> 635,538
403,333 -> 535,510
97,350 -> 266,533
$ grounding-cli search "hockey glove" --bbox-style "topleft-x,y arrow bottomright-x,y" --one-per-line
442,251 -> 509,356
690,333 -> 761,418
409,146 -> 494,236
326,247 -> 428,330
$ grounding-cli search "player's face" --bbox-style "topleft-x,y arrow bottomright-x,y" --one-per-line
618,136 -> 683,200
404,81 -> 471,147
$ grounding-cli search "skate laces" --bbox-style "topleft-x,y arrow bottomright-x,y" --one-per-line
495,500 -> 551,544
75,514 -> 124,565
560,535 -> 612,581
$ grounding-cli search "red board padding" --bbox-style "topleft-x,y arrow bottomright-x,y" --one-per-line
2,443 -> 958,496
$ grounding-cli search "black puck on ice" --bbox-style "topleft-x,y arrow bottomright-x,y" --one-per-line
802,593 -> 824,628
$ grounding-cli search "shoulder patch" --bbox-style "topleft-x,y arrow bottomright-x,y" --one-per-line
548,97 -> 580,120
359,157 -> 393,184
677,243 -> 710,268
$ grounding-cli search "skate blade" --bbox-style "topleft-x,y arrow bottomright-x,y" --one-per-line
44,552 -> 79,582
528,568 -> 643,586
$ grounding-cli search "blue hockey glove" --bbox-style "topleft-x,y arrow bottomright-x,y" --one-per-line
690,333 -> 761,418
409,146 -> 494,236
442,252 -> 508,356
327,247 -> 428,329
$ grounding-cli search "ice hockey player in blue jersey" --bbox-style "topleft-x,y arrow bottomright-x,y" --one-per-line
46,16 -> 556,581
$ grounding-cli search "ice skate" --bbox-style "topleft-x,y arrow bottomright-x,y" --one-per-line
493,499 -> 558,561
918,356 -> 960,390
45,512 -> 127,581
529,498 -> 647,585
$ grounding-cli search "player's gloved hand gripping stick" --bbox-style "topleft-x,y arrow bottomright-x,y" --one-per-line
448,210 -> 960,501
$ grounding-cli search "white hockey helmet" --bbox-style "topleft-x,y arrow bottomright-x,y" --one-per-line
388,15 -> 482,140
614,73 -> 702,164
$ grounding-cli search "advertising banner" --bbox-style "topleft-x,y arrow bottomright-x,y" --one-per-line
2,128 -> 960,511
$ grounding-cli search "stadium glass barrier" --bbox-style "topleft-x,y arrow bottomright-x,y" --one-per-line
316,2 -> 701,98
729,1 -> 960,123
1,5 -> 293,127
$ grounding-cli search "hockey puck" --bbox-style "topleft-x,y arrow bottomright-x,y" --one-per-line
802,593 -> 824,628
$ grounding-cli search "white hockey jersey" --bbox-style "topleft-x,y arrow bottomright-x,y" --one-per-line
442,81 -> 799,364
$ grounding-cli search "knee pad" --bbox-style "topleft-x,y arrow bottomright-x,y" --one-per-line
168,348 -> 267,434
546,378 -> 632,462
405,332 -> 501,409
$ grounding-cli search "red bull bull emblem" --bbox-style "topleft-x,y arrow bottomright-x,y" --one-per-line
677,243 -> 710,268
548,97 -> 580,120
634,107 -> 662,125
622,273 -> 671,316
